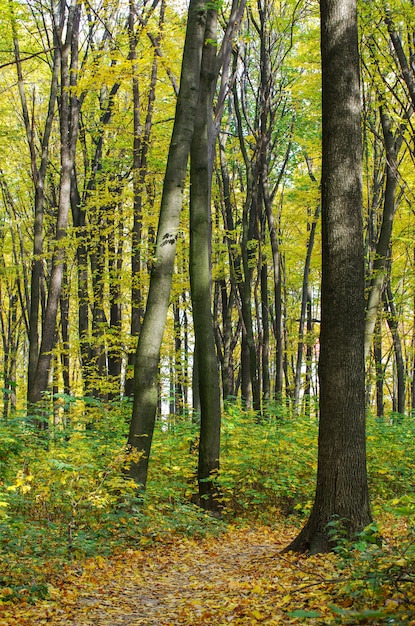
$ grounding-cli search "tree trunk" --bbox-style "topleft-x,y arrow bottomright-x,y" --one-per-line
233,83 -> 261,413
189,7 -> 222,512
125,0 -> 163,397
260,258 -> 271,405
385,10 -> 415,109
10,3 -> 60,405
108,210 -> 123,396
373,313 -> 384,419
28,0 -> 81,412
285,0 -> 371,554
364,110 -> 403,358
294,203 -> 320,410
127,0 -> 208,489
384,281 -> 405,416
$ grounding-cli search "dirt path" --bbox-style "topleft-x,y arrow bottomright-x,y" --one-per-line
0,525 -> 340,625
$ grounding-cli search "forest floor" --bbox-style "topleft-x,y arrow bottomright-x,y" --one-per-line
0,521 -> 412,625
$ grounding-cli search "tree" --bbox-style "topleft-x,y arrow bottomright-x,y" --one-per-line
25,0 -> 81,412
189,6 -> 222,511
127,0 -> 209,489
285,0 -> 372,553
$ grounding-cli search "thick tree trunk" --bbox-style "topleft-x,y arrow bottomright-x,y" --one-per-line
285,0 -> 371,554
127,0 -> 208,489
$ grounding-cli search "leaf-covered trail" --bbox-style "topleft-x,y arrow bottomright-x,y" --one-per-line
0,525 -> 344,625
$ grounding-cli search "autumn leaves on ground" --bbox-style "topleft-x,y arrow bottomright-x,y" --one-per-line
1,413 -> 415,625
1,520 -> 415,626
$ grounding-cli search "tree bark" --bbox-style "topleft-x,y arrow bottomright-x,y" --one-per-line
189,7 -> 222,512
127,0 -> 208,489
364,110 -> 403,359
285,0 -> 371,554
10,0 -> 60,405
28,0 -> 81,412
125,0 -> 164,397
373,313 -> 384,419
384,281 -> 405,416
294,155 -> 320,410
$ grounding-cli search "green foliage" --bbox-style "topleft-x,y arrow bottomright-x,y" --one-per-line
326,519 -> 415,624
366,416 -> 415,504
217,405 -> 317,518
2,401 -> 415,610
0,416 -> 25,479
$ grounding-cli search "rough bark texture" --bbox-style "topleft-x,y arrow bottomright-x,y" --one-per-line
127,0 -> 208,489
284,0 -> 372,554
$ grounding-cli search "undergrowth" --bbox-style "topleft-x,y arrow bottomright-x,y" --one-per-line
0,399 -> 414,621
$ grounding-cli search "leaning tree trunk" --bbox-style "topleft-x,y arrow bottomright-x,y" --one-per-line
127,0 -> 208,489
285,0 -> 372,554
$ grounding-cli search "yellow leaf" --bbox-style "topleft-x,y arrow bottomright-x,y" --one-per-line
251,609 -> 264,620
0,588 -> 14,596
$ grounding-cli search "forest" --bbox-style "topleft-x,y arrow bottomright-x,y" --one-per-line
0,0 -> 415,623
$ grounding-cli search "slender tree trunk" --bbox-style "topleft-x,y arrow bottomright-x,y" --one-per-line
412,249 -> 415,415
260,258 -> 271,405
213,278 -> 237,402
384,281 -> 405,416
60,268 -> 70,397
217,134 -> 243,403
125,1 -> 164,397
373,313 -> 384,419
189,7 -> 222,511
385,10 -> 415,109
28,0 -> 81,411
108,210 -> 123,396
173,300 -> 184,412
285,0 -> 371,554
303,288 -> 314,415
364,110 -> 403,358
127,0 -> 208,489
232,84 -> 261,412
294,203 -> 320,409
10,2 -> 60,403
